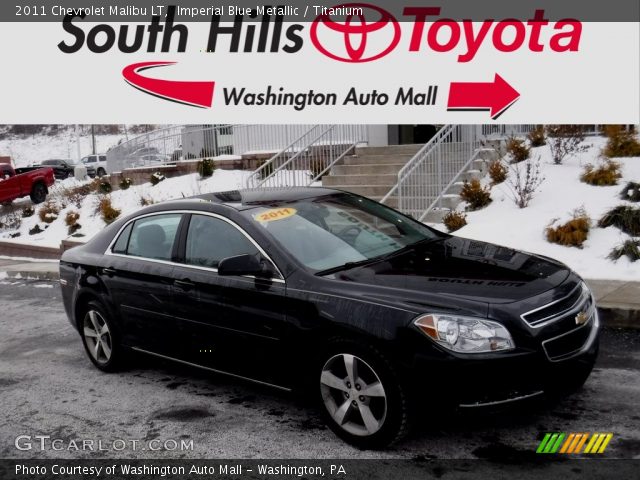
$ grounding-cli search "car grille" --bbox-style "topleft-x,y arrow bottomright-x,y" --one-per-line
542,311 -> 596,361
521,283 -> 591,327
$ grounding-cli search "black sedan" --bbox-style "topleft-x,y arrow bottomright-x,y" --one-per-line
59,188 -> 599,448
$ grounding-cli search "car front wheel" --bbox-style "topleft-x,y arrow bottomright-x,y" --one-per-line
80,301 -> 123,372
318,341 -> 411,449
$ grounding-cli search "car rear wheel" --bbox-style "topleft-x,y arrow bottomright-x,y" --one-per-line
318,341 -> 410,449
80,301 -> 123,372
97,168 -> 106,177
29,182 -> 47,204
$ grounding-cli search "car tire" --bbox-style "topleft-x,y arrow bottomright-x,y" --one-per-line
29,182 -> 47,204
79,300 -> 124,372
317,340 -> 411,449
97,168 -> 106,177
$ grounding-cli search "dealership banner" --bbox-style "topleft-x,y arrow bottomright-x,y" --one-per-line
0,1 -> 638,123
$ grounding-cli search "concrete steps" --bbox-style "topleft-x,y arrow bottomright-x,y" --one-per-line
322,144 -> 500,224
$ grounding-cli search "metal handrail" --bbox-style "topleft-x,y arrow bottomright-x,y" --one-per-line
380,125 -> 481,221
245,125 -> 368,188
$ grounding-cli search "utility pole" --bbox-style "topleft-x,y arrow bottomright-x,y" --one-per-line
75,124 -> 81,161
91,125 -> 96,154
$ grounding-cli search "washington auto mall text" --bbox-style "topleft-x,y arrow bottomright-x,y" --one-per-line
57,6 -> 582,62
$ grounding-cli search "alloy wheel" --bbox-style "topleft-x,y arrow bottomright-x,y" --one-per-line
320,353 -> 387,436
83,310 -> 112,365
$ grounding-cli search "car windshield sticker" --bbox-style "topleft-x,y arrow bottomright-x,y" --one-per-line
254,208 -> 297,223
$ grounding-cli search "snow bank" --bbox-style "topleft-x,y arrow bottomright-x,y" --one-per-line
442,136 -> 640,280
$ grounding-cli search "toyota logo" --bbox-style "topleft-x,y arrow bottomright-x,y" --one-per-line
311,3 -> 401,63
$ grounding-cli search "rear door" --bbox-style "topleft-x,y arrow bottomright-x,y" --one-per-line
171,213 -> 289,385
102,212 -> 187,355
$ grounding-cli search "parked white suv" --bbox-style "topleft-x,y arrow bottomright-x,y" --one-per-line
81,154 -> 107,177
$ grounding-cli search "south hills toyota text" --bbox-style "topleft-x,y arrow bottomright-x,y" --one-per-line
56,6 -> 582,62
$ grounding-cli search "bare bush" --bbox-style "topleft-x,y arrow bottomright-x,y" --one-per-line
545,125 -> 589,164
506,156 -> 545,208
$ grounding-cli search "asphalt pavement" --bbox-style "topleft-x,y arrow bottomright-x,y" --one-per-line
0,278 -> 639,462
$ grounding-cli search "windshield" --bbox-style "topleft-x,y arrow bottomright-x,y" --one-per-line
243,193 -> 441,272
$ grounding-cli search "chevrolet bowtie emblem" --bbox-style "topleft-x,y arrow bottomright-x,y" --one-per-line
575,311 -> 589,325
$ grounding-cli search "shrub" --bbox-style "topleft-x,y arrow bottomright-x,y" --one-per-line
506,156 -> 545,208
545,125 -> 588,164
602,125 -> 640,158
65,211 -> 81,235
443,211 -> 467,232
488,160 -> 508,185
460,178 -> 492,211
22,206 -> 35,218
198,158 -> 216,178
598,205 -> 640,236
620,182 -> 640,202
506,136 -> 530,163
139,196 -> 155,207
29,224 -> 43,235
97,196 -> 121,224
546,208 -> 591,248
38,201 -> 60,223
527,125 -> 546,147
608,239 -> 640,263
150,172 -> 166,186
99,180 -> 113,193
580,160 -> 622,186
119,177 -> 133,190
0,212 -> 21,230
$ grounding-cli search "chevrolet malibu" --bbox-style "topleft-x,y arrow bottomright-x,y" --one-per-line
59,188 -> 599,448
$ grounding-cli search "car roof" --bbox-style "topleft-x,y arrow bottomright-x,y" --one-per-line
158,187 -> 345,212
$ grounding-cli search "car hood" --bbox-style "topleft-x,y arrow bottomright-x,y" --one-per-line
332,236 -> 571,304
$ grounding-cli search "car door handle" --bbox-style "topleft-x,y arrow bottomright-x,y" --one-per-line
174,279 -> 195,290
102,267 -> 117,276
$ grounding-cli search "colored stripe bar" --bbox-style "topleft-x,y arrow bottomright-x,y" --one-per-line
537,433 -> 553,453
560,433 -> 575,454
543,433 -> 560,453
597,433 -> 613,453
550,433 -> 566,453
568,433 -> 584,454
574,433 -> 589,454
584,433 -> 599,453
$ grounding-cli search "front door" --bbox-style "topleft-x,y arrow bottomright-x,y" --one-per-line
171,213 -> 289,386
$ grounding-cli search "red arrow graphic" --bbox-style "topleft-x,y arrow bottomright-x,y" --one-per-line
447,74 -> 520,119
122,61 -> 215,109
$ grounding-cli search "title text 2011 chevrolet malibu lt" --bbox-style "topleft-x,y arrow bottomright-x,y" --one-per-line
60,188 -> 599,448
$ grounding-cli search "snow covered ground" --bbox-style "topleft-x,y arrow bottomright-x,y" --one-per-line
1,132 -> 638,281
440,136 -> 640,280
0,128 -> 126,167
1,170 -> 251,248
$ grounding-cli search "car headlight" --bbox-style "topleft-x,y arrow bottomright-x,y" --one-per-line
414,314 -> 515,353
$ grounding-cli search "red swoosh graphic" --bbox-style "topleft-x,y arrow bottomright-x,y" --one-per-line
122,61 -> 214,109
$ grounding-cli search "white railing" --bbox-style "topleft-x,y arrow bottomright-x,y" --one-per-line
380,125 -> 481,221
245,125 -> 369,188
105,124 -> 320,174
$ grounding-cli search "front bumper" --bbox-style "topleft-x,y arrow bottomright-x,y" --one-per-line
409,310 -> 600,408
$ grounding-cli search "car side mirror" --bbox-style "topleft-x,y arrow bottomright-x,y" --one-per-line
218,254 -> 272,277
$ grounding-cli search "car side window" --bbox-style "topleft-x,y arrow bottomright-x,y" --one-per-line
124,214 -> 182,261
99,156 -> 107,162
185,215 -> 259,269
112,223 -> 133,254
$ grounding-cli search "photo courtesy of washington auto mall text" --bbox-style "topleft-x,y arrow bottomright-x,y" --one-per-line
0,0 -> 638,479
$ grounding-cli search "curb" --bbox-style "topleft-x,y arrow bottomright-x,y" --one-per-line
5,270 -> 60,282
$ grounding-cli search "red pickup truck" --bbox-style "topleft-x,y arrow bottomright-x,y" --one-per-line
0,163 -> 56,204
